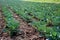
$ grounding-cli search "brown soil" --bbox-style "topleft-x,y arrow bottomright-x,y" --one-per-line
8,6 -> 40,40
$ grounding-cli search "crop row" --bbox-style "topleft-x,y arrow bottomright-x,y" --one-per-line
2,6 -> 19,37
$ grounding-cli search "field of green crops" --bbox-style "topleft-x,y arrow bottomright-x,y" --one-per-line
0,0 -> 60,40
24,0 -> 60,3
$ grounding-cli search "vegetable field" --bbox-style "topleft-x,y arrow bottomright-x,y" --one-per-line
0,0 -> 60,40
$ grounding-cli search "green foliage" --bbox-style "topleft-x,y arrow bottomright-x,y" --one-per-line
1,0 -> 60,39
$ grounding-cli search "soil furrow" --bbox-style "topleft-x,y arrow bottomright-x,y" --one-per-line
7,6 -> 41,40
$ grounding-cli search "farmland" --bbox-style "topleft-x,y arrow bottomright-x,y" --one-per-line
24,0 -> 60,3
0,0 -> 60,40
